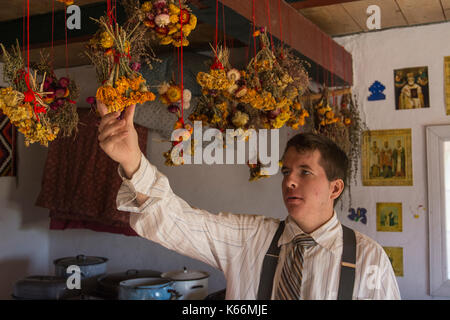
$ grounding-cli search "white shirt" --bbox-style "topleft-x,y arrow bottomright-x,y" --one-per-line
116,153 -> 401,300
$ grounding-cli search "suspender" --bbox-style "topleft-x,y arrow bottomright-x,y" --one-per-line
337,224 -> 357,300
256,221 -> 285,300
257,221 -> 356,300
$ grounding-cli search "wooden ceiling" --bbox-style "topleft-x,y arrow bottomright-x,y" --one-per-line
290,0 -> 450,36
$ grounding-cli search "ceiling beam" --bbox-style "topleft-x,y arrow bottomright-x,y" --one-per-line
288,0 -> 361,10
215,0 -> 353,85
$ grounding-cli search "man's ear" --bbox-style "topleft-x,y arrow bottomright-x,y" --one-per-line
330,179 -> 345,201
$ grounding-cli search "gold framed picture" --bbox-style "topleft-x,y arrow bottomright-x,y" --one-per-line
362,129 -> 413,186
444,57 -> 450,115
383,247 -> 404,277
394,66 -> 429,110
377,202 -> 402,232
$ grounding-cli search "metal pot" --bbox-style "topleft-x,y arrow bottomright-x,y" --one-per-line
161,267 -> 209,300
12,275 -> 78,300
118,277 -> 179,300
53,254 -> 108,295
97,269 -> 162,299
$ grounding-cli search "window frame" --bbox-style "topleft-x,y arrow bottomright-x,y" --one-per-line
426,124 -> 450,297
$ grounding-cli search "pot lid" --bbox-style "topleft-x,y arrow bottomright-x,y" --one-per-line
98,269 -> 162,287
53,255 -> 108,267
161,267 -> 209,281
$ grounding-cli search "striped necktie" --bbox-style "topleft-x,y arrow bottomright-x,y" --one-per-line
275,234 -> 317,300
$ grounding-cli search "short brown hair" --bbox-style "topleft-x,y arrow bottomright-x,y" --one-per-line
282,133 -> 349,205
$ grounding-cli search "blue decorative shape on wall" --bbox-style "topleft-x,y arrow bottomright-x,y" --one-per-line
368,81 -> 386,101
347,208 -> 368,224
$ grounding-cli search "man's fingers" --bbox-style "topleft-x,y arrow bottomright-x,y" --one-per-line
97,99 -> 109,117
99,130 -> 129,150
98,111 -> 121,133
98,120 -> 126,142
124,104 -> 136,125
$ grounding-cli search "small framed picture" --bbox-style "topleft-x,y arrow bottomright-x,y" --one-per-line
383,247 -> 404,277
377,202 -> 402,232
362,129 -> 413,186
394,66 -> 429,110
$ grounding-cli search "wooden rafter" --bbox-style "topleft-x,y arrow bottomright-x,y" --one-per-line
288,0 -> 361,10
216,0 -> 353,85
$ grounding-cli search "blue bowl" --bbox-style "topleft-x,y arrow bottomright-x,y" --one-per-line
118,277 -> 177,300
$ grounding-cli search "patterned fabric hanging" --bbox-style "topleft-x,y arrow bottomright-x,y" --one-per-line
0,110 -> 16,177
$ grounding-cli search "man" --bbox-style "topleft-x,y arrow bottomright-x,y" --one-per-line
369,140 -> 380,178
392,140 -> 406,177
398,72 -> 424,109
97,101 -> 400,300
380,140 -> 393,179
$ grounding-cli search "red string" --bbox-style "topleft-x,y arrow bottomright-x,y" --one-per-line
64,8 -> 69,75
27,0 -> 29,74
265,0 -> 274,52
51,0 -> 54,71
252,0 -> 256,64
222,3 -> 226,49
22,0 -> 25,61
215,0 -> 218,57
277,0 -> 283,57
277,0 -> 283,44
246,23 -> 252,64
114,0 -> 117,24
179,0 -> 184,125
24,0 -> 46,122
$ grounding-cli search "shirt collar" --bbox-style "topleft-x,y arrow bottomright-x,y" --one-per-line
278,211 -> 340,252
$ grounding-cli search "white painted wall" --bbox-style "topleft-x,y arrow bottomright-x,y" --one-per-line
2,21 -> 450,300
334,21 -> 450,299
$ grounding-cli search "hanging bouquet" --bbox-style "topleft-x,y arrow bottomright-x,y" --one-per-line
31,53 -> 80,138
158,81 -> 192,115
191,31 -> 310,133
138,0 -> 197,47
158,81 -> 194,166
85,15 -> 157,114
0,41 -> 79,146
309,88 -> 368,191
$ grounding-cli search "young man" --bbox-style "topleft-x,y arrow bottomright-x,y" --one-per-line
97,102 -> 400,300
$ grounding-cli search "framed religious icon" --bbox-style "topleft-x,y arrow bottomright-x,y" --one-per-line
362,129 -> 413,186
383,247 -> 404,277
394,66 -> 429,110
444,57 -> 450,115
376,202 -> 402,232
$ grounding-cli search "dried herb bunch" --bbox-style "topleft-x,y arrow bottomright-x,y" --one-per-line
85,14 -> 158,114
188,32 -> 312,180
132,0 -> 197,47
308,88 -> 368,205
0,41 -> 60,146
31,51 -> 80,138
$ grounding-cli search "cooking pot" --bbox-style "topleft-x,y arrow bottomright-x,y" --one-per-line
161,267 -> 209,300
118,277 -> 179,300
12,275 -> 78,300
97,269 -> 161,299
54,254 -> 108,294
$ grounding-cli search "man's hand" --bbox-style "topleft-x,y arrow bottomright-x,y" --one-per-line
97,101 -> 141,179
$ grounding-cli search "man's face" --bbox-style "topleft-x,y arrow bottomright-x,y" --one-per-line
281,148 -> 338,226
397,140 -> 401,148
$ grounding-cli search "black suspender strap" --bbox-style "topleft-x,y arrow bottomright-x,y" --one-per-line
337,224 -> 357,300
257,220 -> 285,300
256,221 -> 357,300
